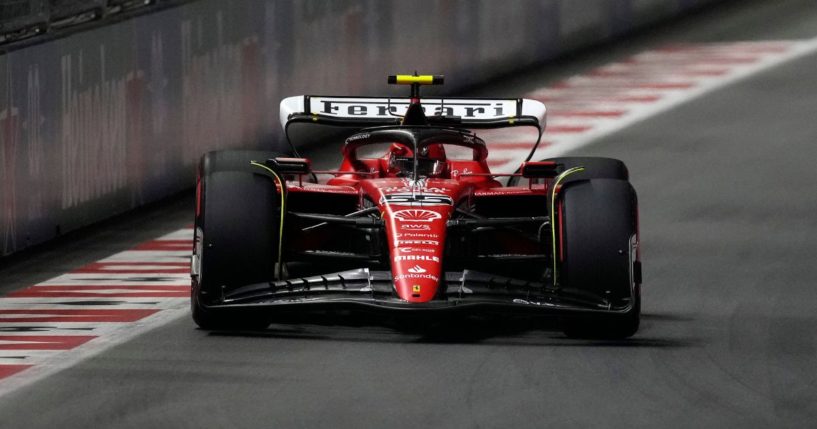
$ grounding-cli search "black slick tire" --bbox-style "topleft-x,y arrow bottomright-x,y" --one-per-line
192,150 -> 283,330
557,178 -> 640,339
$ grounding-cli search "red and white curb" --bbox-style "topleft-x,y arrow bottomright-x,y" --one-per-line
2,38 -> 817,395
0,229 -> 192,395
487,38 -> 817,173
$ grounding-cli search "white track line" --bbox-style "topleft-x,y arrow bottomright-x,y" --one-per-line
489,37 -> 817,173
0,229 -> 192,396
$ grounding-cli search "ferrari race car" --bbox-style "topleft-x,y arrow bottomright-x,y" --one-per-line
191,74 -> 642,338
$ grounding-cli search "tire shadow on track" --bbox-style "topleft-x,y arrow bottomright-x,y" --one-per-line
204,312 -> 698,349
641,313 -> 694,322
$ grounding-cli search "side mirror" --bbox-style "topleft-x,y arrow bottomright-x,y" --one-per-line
521,161 -> 560,178
266,157 -> 311,175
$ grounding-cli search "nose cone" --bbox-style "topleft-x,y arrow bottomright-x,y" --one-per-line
392,243 -> 443,302
384,207 -> 450,303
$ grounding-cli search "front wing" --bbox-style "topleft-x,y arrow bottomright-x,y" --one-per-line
200,269 -> 637,318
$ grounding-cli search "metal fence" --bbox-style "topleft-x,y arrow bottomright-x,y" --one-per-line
0,0 -> 37,20
0,0 -> 172,46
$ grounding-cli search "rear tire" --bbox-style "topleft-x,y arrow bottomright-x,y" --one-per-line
192,150 -> 284,330
557,178 -> 640,339
510,156 -> 627,186
199,149 -> 285,175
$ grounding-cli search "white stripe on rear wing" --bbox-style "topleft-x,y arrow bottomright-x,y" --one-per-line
279,96 -> 546,129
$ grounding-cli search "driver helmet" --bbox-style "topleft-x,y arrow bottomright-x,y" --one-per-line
388,144 -> 447,177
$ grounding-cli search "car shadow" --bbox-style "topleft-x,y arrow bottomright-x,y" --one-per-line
207,311 -> 698,348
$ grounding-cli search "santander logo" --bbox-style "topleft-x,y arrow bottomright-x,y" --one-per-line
407,265 -> 427,273
392,209 -> 442,222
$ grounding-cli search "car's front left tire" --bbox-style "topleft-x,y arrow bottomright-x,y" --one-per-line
192,150 -> 284,330
556,178 -> 640,339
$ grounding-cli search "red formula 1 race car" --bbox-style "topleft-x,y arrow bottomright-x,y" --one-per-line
191,75 -> 641,338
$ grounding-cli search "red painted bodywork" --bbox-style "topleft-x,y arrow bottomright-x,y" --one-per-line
285,146 -> 548,303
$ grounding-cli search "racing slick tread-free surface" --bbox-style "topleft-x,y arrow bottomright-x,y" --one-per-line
558,179 -> 639,338
193,151 -> 284,329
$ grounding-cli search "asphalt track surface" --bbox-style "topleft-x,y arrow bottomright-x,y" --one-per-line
1,1 -> 817,427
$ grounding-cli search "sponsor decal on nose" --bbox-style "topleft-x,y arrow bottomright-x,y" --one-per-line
401,224 -> 431,230
396,232 -> 439,238
408,265 -> 427,273
394,273 -> 439,281
398,247 -> 434,254
395,255 -> 440,263
397,240 -> 439,245
392,209 -> 442,222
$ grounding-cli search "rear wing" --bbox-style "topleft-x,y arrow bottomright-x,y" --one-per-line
279,96 -> 547,130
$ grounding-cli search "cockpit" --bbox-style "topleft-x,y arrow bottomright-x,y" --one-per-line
335,126 -> 488,181
386,143 -> 447,178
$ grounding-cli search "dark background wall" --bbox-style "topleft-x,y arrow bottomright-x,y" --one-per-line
0,0 -> 723,256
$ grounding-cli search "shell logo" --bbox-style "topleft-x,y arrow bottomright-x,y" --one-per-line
392,209 -> 441,222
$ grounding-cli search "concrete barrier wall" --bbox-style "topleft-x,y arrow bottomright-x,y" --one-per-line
0,0 -> 722,256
